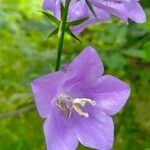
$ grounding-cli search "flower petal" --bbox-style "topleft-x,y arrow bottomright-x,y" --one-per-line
89,0 -> 146,23
93,75 -> 130,115
89,0 -> 128,22
125,2 -> 146,23
77,112 -> 114,150
72,8 -> 110,35
61,46 -> 104,92
42,0 -> 55,11
68,0 -> 89,21
31,71 -> 65,118
66,75 -> 130,115
44,109 -> 78,150
49,0 -> 89,21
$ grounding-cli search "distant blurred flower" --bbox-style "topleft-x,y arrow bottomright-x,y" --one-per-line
31,46 -> 130,150
42,0 -> 146,34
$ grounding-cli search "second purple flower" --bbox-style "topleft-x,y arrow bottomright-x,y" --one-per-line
42,0 -> 146,34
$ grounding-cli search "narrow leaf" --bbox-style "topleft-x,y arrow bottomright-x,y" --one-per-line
67,17 -> 90,26
66,29 -> 81,43
39,11 -> 60,25
46,27 -> 59,40
85,0 -> 97,18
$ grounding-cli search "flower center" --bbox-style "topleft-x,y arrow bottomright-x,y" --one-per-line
55,93 -> 96,118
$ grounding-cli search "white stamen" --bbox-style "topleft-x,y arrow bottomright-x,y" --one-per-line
73,98 -> 96,106
73,104 -> 89,118
72,98 -> 96,118
55,94 -> 96,118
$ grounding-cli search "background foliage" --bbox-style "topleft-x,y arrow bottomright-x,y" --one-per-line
0,0 -> 150,149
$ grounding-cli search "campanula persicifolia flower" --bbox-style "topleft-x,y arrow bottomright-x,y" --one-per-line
31,46 -> 130,150
42,0 -> 146,34
42,0 -> 110,34
89,0 -> 146,23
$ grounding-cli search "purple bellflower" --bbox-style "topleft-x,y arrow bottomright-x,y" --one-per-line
43,0 -> 110,34
31,46 -> 130,150
42,0 -> 146,34
89,0 -> 146,24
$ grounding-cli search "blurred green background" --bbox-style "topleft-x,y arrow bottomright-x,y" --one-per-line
0,0 -> 150,150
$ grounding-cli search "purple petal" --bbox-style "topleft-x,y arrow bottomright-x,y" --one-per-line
65,74 -> 130,115
50,0 -> 89,21
72,8 -> 110,35
68,0 -> 89,21
44,109 -> 78,150
42,0 -> 55,11
31,71 -> 65,118
62,46 -> 104,89
89,0 -> 146,23
89,0 -> 128,22
77,112 -> 114,150
93,75 -> 130,115
125,2 -> 146,23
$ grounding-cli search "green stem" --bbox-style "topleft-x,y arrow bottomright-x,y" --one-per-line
55,0 -> 70,71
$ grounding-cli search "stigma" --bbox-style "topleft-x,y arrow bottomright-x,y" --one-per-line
55,93 -> 96,118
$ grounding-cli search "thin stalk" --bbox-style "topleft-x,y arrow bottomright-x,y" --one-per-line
55,0 -> 70,71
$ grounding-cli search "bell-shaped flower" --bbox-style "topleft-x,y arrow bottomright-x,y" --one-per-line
42,0 -> 146,34
89,0 -> 146,23
31,46 -> 130,150
42,0 -> 110,34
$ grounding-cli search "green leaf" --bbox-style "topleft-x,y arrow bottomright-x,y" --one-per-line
85,0 -> 97,18
39,11 -> 60,25
67,17 -> 90,26
122,49 -> 145,59
46,27 -> 59,40
66,29 -> 81,43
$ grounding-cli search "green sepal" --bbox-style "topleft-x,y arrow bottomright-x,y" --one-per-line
67,17 -> 90,27
85,0 -> 97,18
60,2 -> 65,19
39,11 -> 60,25
46,27 -> 59,40
66,28 -> 81,43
